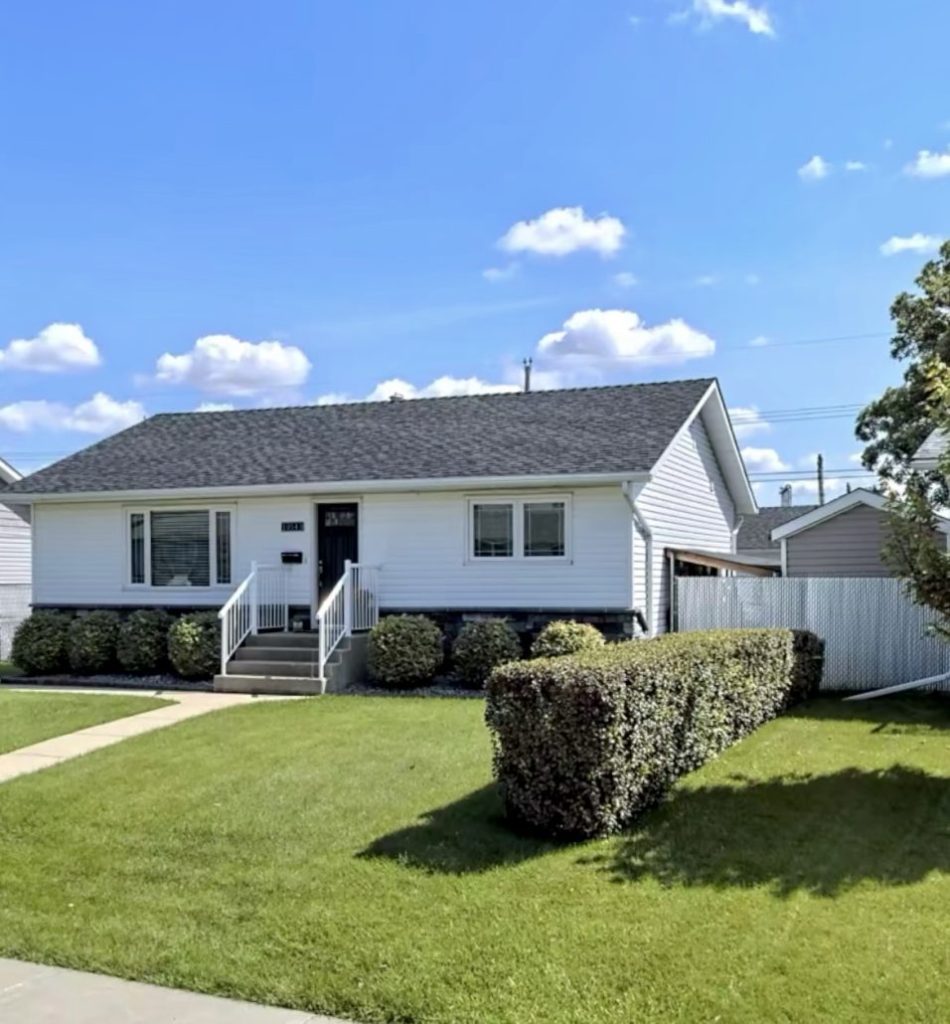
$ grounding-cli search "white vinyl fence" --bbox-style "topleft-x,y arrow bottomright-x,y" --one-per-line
0,583 -> 31,660
676,576 -> 950,691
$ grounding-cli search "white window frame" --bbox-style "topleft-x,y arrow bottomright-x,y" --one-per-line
124,505 -> 236,590
466,494 -> 572,563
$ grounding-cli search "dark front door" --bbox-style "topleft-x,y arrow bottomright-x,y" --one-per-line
317,502 -> 359,602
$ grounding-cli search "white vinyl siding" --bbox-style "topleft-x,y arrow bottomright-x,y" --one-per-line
30,486 -> 632,611
0,503 -> 31,586
635,411 -> 736,633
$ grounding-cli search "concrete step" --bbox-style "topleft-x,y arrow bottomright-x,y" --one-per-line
232,646 -> 321,663
228,660 -> 318,678
213,674 -> 325,696
243,632 -> 319,649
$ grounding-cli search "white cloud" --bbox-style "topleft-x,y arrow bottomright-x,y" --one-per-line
905,148 -> 950,178
317,376 -> 519,405
535,309 -> 715,375
845,160 -> 867,172
155,334 -> 311,397
499,206 -> 626,258
693,273 -> 720,287
748,335 -> 769,347
730,406 -> 770,438
786,478 -> 849,501
689,0 -> 775,37
880,233 -> 942,256
798,155 -> 830,181
742,447 -> 789,473
0,392 -> 144,434
195,402 -> 235,413
612,271 -> 639,289
482,263 -> 520,283
0,323 -> 101,373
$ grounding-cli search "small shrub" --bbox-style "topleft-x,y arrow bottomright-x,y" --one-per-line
67,611 -> 120,674
168,612 -> 220,679
117,609 -> 173,674
11,611 -> 71,675
452,618 -> 521,689
486,628 -> 824,840
531,620 -> 605,659
367,615 -> 444,688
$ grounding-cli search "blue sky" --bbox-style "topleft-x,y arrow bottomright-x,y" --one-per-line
1,0 -> 948,502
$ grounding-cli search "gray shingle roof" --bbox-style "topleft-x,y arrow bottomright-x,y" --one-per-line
913,427 -> 947,465
7,379 -> 716,496
737,505 -> 817,551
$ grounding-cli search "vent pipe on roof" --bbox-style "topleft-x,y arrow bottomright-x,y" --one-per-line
779,483 -> 792,507
522,357 -> 532,393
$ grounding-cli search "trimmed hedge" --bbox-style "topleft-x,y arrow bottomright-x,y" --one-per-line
11,611 -> 72,675
531,620 -> 605,659
368,615 -> 444,688
117,609 -> 173,674
452,618 -> 521,689
67,610 -> 120,674
486,628 -> 824,840
168,612 -> 220,679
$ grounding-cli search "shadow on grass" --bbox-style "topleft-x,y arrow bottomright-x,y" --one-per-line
360,784 -> 557,874
584,765 -> 950,897
786,695 -> 950,732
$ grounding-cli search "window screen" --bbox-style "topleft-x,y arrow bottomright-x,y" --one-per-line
150,510 -> 210,587
473,503 -> 513,557
524,501 -> 565,557
130,513 -> 146,584
215,511 -> 231,584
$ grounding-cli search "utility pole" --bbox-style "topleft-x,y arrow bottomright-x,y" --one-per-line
817,453 -> 825,506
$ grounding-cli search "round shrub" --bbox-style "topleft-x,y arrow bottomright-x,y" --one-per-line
368,614 -> 444,689
117,609 -> 173,674
67,611 -> 120,674
168,612 -> 220,679
11,611 -> 71,675
531,620 -> 605,659
452,618 -> 521,689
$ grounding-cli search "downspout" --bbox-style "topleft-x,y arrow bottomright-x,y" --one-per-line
622,481 -> 653,636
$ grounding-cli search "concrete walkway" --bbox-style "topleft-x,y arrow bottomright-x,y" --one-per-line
0,687 -> 281,783
0,958 -> 351,1023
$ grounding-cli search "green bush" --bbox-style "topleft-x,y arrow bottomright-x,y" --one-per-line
452,618 -> 521,689
367,615 -> 444,688
531,620 -> 605,659
67,611 -> 120,674
11,611 -> 72,675
117,609 -> 173,674
168,612 -> 220,679
486,628 -> 824,840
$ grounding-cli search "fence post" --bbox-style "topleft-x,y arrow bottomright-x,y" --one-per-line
343,559 -> 353,636
250,561 -> 259,635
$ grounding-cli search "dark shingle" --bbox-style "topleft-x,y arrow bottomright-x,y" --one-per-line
7,379 -> 716,496
737,505 -> 817,551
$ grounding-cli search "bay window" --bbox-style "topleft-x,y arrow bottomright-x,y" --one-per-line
469,496 -> 569,561
127,508 -> 233,587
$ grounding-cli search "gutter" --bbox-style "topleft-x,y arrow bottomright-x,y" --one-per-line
622,480 -> 654,635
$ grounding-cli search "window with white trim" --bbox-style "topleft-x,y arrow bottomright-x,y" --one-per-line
127,508 -> 233,587
469,497 -> 569,560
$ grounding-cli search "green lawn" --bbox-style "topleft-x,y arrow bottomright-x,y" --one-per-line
0,695 -> 946,1024
0,659 -> 23,677
0,689 -> 172,754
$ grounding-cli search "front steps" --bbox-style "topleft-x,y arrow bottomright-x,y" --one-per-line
213,631 -> 369,696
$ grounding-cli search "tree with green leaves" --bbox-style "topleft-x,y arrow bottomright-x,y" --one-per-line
857,240 -> 950,501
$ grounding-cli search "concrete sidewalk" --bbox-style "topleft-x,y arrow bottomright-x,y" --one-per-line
0,958 -> 352,1023
0,688 -> 283,783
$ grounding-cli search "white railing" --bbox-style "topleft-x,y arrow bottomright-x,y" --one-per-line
218,562 -> 289,676
315,560 -> 380,689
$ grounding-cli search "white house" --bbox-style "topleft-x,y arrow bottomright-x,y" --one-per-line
0,457 -> 33,657
5,379 -> 758,691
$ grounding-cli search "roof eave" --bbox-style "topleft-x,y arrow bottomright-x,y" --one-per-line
10,469 -> 653,504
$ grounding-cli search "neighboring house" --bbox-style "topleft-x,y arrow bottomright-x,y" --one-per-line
0,457 -> 33,658
4,379 -> 758,689
910,427 -> 946,472
770,488 -> 950,577
735,503 -> 817,570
